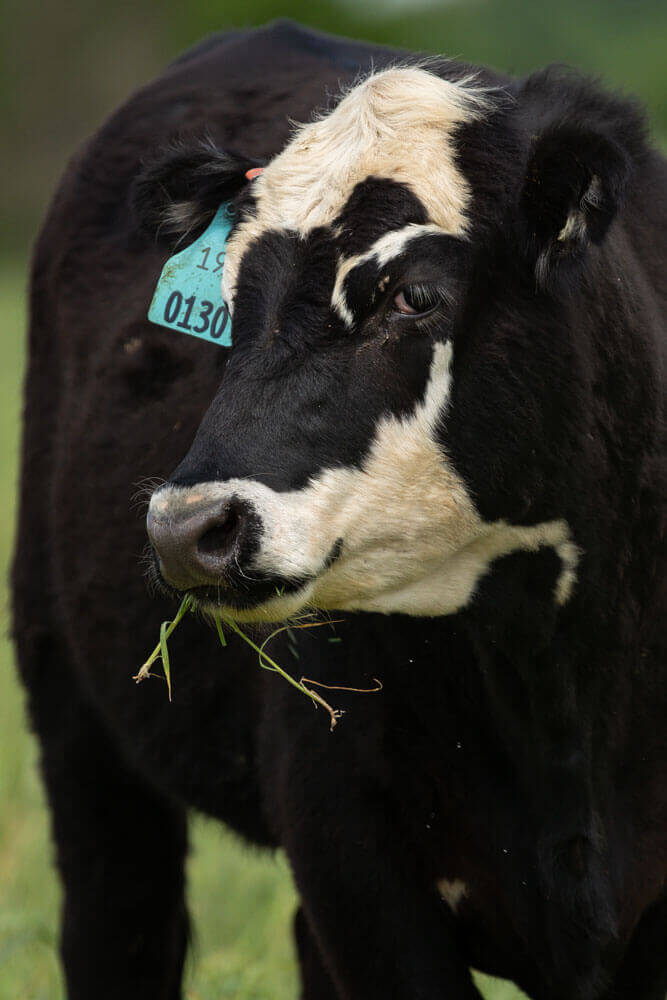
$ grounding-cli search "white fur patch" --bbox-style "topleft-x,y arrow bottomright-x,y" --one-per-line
331,223 -> 451,327
162,200 -> 206,240
221,67 -> 487,309
437,878 -> 468,913
556,210 -> 588,244
149,342 -> 579,623
539,175 -> 603,284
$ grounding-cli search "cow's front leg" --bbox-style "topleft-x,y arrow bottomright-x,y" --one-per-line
18,635 -> 189,1000
287,791 -> 479,999
602,894 -> 667,1000
273,728 -> 481,1000
294,906 -> 340,999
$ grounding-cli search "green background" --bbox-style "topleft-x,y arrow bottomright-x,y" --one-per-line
1,1 -> 665,996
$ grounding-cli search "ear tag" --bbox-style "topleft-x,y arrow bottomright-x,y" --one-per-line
148,202 -> 235,347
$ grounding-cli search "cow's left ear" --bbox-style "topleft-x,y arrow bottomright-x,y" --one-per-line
132,138 -> 263,246
517,69 -> 648,287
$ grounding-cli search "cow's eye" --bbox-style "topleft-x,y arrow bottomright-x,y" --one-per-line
392,284 -> 442,316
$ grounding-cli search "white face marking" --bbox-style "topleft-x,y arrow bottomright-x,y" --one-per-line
331,223 -> 452,328
149,342 -> 579,623
221,67 -> 488,310
437,878 -> 468,913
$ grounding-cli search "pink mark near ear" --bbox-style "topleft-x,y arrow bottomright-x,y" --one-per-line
245,167 -> 264,181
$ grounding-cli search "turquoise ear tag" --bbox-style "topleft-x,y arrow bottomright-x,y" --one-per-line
148,203 -> 235,347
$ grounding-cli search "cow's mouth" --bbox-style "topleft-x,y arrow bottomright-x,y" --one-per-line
145,537 -> 341,623
187,576 -> 313,618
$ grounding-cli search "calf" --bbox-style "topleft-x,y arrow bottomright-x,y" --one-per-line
13,20 -> 666,1000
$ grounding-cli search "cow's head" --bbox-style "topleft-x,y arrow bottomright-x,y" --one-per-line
136,65 -> 646,622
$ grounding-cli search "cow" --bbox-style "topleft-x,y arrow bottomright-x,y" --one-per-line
12,18 -> 666,1000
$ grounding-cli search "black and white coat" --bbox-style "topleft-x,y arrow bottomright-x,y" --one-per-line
13,21 -> 667,1000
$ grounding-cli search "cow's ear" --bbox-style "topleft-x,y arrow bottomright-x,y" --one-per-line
517,69 -> 647,287
132,139 -> 263,246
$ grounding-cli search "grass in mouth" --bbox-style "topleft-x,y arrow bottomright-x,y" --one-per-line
133,595 -> 382,730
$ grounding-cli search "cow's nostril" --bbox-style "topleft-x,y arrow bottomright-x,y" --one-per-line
147,495 -> 256,592
197,507 -> 240,557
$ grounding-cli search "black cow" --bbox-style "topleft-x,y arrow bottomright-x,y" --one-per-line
13,20 -> 666,1000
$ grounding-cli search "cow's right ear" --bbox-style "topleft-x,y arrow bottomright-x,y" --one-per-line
516,68 -> 647,289
132,139 -> 263,245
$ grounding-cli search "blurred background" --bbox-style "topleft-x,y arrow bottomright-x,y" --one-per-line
1,1 -> 665,997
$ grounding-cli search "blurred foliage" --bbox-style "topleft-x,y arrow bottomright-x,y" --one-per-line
1,0 -> 666,255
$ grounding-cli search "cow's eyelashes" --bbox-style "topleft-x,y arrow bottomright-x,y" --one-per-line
392,283 -> 444,317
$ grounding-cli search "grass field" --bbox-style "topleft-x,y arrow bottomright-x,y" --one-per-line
0,257 -> 525,998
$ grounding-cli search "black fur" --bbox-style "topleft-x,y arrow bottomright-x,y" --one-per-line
132,137 -> 262,244
12,21 -> 666,1000
516,67 -> 648,288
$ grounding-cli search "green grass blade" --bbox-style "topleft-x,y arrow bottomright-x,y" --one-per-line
138,595 -> 342,727
215,616 -> 227,647
159,619 -> 172,701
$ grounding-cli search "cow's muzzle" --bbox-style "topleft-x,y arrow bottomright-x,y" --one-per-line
146,494 -> 259,595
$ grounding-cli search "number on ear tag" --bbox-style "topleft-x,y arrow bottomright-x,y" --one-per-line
148,203 -> 235,347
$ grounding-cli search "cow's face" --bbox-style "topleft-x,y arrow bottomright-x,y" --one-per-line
139,66 -> 640,622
